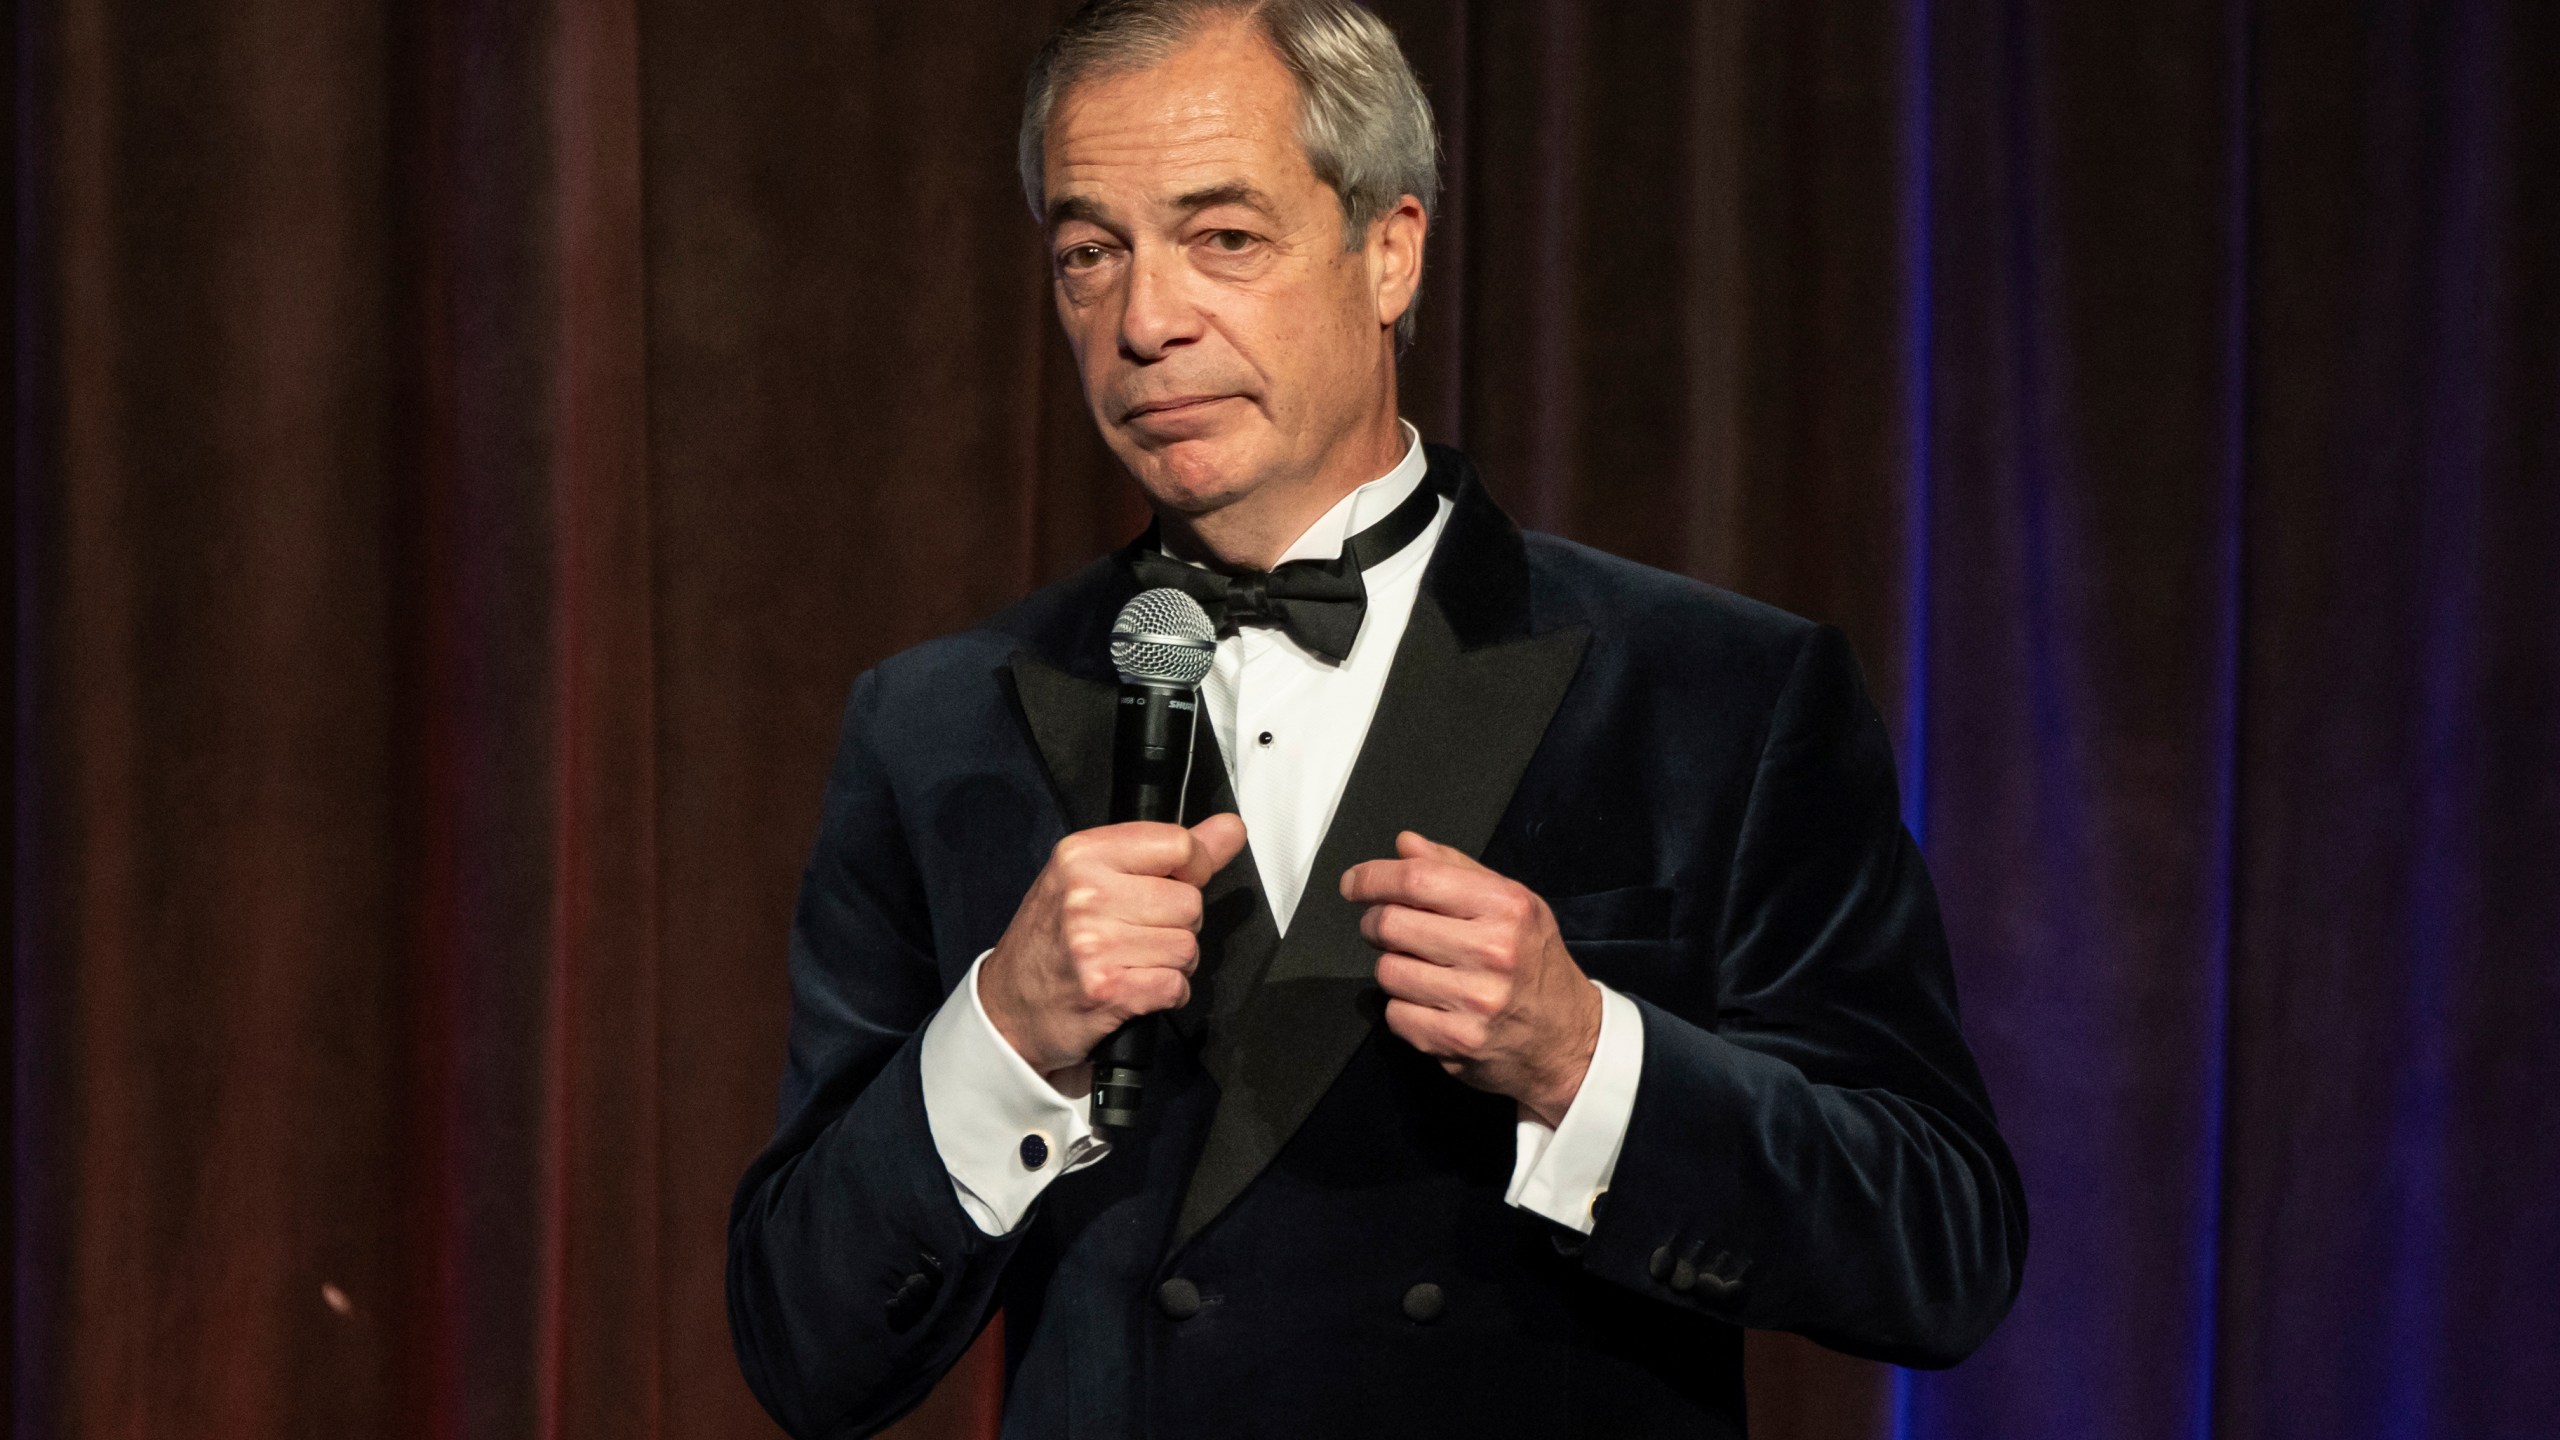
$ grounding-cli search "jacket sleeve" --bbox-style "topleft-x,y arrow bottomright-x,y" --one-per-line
727,668 -> 1027,1438
1578,623 -> 2029,1368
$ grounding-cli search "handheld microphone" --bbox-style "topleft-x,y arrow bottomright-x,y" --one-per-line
1092,587 -> 1218,1131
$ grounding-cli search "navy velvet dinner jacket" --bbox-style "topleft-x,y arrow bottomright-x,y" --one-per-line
727,445 -> 2028,1440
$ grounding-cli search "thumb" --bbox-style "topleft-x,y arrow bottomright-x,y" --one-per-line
1175,811 -> 1249,886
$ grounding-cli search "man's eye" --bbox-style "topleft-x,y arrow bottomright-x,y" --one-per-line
1059,244 -> 1110,269
1204,230 -> 1255,253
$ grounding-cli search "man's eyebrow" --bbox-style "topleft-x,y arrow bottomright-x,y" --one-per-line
1171,182 -> 1278,218
1045,194 -> 1120,234
1045,182 -> 1276,235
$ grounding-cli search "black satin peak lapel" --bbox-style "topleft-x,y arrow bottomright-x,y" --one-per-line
1006,653 -> 1116,833
1170,591 -> 1590,1255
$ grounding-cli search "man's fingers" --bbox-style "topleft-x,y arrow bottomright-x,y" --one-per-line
1382,996 -> 1484,1061
1396,829 -> 1488,873
1105,873 -> 1207,931
1360,903 -> 1490,971
1098,919 -> 1202,973
1340,854 -> 1501,918
1104,964 -> 1191,1020
1171,812 -> 1248,887
1074,820 -> 1206,878
1063,923 -> 1197,1016
1382,996 -> 1440,1054
1376,951 -> 1500,1015
1060,814 -> 1243,885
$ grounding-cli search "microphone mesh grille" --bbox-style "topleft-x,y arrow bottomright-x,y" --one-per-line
1110,587 -> 1217,685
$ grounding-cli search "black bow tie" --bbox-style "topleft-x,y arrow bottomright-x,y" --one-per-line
1128,471 -> 1441,663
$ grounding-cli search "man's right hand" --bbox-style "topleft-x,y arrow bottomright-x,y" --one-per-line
979,813 -> 1248,1086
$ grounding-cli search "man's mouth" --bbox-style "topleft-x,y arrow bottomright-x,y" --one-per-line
1122,394 -> 1239,423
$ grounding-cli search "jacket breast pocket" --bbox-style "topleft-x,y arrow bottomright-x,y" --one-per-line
1545,883 -> 1683,995
1543,883 -> 1676,943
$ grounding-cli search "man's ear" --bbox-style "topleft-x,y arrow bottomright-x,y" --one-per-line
1367,194 -> 1429,332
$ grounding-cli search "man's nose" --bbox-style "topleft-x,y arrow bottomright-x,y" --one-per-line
1118,245 -> 1201,362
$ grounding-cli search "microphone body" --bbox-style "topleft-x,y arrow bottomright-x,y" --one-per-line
1090,677 -> 1198,1129
1108,678 -> 1200,826
1092,587 -> 1218,1131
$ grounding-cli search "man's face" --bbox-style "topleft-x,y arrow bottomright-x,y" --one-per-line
1042,21 -> 1413,519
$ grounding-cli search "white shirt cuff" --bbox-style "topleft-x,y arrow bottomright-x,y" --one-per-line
1504,980 -> 1644,1234
919,949 -> 1112,1235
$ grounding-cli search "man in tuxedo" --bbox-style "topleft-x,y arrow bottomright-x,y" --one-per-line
727,3 -> 2026,1436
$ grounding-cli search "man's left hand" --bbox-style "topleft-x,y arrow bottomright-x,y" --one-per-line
1341,831 -> 1604,1128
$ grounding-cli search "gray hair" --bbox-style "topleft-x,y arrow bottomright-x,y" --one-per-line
1018,0 -> 1440,345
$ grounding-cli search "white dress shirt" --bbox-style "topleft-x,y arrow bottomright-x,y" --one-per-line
920,422 -> 1646,1236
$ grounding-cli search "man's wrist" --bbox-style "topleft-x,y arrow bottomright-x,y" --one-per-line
1044,1059 -> 1095,1099
923,950 -> 1114,1235
1523,973 -> 1605,1128
975,947 -> 1084,1096
1505,981 -> 1644,1233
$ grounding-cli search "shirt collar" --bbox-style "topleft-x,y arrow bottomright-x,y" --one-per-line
1270,419 -> 1430,566
1157,419 -> 1430,567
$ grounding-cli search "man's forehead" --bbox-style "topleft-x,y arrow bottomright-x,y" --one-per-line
1045,171 -> 1287,233
1047,102 -> 1293,212
1042,23 -> 1314,227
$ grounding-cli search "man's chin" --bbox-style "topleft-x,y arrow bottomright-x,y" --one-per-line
1120,432 -> 1268,515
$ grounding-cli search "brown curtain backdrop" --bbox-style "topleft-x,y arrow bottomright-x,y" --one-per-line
14,2 -> 2556,1440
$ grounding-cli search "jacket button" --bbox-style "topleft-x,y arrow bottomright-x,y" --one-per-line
1401,1282 -> 1446,1323
1648,1245 -> 1675,1281
1697,1251 -> 1748,1298
1156,1277 -> 1202,1320
1670,1258 -> 1697,1293
885,1272 -> 934,1333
